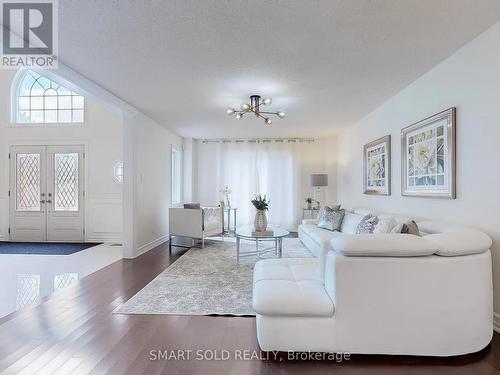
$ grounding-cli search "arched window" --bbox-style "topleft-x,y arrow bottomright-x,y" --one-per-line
13,70 -> 85,124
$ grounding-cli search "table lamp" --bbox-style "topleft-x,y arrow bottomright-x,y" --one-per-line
309,174 -> 328,208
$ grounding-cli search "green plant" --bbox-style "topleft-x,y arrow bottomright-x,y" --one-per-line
251,194 -> 270,211
305,197 -> 313,204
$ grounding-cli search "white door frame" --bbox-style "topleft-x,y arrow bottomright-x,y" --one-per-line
8,141 -> 89,242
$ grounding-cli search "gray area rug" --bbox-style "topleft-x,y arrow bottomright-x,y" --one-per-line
114,237 -> 313,316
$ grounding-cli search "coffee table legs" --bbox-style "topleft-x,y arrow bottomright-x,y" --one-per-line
236,236 -> 284,263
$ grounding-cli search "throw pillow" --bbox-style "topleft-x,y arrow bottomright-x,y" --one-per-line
340,212 -> 364,234
317,204 -> 340,221
390,223 -> 405,234
373,217 -> 397,234
356,214 -> 379,234
184,203 -> 201,209
401,220 -> 420,236
317,207 -> 345,231
391,220 -> 420,236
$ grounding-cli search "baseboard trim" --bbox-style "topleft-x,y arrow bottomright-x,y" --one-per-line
86,236 -> 122,244
136,235 -> 169,257
494,312 -> 500,334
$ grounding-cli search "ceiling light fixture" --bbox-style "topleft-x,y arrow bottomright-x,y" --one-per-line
226,95 -> 285,125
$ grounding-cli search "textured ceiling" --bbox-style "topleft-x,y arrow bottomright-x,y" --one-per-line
57,0 -> 500,138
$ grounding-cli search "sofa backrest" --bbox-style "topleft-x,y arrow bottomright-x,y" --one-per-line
339,207 -> 492,257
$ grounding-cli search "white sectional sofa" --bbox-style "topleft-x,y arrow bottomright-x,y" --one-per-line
252,208 -> 493,356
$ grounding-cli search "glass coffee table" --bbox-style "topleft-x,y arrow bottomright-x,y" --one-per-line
235,225 -> 289,263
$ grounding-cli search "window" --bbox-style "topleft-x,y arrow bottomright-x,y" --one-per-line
171,147 -> 182,204
13,70 -> 85,124
113,161 -> 124,184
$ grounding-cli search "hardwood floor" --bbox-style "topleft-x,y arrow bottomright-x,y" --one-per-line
1,240 -> 499,375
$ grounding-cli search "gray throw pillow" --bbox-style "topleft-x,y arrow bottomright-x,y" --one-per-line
317,204 -> 341,220
184,203 -> 201,209
317,207 -> 345,231
401,220 -> 420,236
356,214 -> 379,234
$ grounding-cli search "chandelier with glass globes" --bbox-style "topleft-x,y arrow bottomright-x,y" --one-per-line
225,95 -> 285,125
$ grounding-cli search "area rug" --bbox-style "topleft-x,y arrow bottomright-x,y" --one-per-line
114,237 -> 313,316
0,242 -> 102,255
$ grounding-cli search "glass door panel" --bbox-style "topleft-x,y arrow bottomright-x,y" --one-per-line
54,152 -> 79,212
16,153 -> 41,211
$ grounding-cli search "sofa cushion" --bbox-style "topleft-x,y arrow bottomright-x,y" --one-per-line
253,258 -> 320,282
253,258 -> 334,317
340,212 -> 364,234
425,230 -> 492,256
308,229 -> 342,250
330,234 -> 437,257
302,219 -> 317,225
299,223 -> 320,236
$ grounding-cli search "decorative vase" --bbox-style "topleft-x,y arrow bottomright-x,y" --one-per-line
254,210 -> 268,232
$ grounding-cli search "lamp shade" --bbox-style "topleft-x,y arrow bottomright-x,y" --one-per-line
309,174 -> 328,187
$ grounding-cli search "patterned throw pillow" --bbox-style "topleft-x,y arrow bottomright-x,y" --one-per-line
356,214 -> 379,234
316,204 -> 341,222
317,207 -> 345,231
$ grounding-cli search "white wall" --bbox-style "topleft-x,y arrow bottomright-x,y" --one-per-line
122,112 -> 183,258
336,21 -> 500,312
194,137 -> 337,228
0,70 -> 123,243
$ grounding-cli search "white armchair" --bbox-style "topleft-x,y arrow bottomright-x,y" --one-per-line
169,206 -> 223,250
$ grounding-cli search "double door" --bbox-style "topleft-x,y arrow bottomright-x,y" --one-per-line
9,145 -> 85,242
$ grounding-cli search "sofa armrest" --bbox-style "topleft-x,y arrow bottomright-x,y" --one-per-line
330,234 -> 437,257
425,229 -> 492,256
169,208 -> 203,238
302,219 -> 317,225
323,250 -> 493,353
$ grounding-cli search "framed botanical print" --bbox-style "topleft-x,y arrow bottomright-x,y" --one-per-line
363,135 -> 391,195
401,107 -> 456,199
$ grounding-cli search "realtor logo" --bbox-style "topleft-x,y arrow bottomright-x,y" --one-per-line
1,0 -> 58,69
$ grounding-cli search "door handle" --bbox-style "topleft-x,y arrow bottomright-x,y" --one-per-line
40,200 -> 45,204
46,199 -> 52,204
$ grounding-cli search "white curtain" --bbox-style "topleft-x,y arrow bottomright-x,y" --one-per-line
212,140 -> 301,230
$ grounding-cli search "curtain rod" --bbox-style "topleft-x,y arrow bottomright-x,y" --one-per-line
201,138 -> 315,144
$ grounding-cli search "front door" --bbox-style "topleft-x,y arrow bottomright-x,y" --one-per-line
9,145 -> 85,242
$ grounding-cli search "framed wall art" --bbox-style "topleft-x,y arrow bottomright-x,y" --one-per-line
401,107 -> 456,199
363,135 -> 391,195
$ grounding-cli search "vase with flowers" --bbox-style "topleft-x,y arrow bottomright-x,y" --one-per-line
251,194 -> 270,232
305,197 -> 314,209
